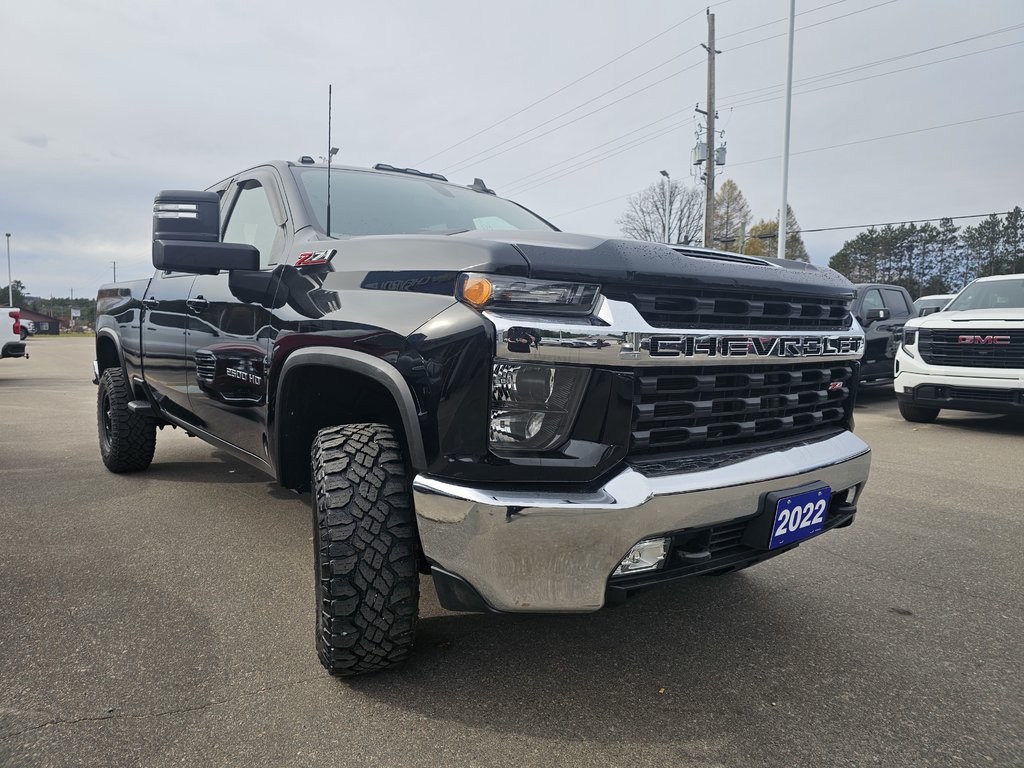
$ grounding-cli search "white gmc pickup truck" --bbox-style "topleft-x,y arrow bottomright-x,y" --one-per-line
895,274 -> 1024,421
2,308 -> 28,361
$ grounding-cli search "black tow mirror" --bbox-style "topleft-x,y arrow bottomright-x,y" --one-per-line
918,306 -> 940,316
863,307 -> 891,325
151,190 -> 260,275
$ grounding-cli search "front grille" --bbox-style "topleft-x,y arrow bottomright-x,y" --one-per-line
195,351 -> 216,382
605,285 -> 852,330
631,361 -> 854,455
919,329 -> 1024,368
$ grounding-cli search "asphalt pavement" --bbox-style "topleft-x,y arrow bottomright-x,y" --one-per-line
1,338 -> 1021,767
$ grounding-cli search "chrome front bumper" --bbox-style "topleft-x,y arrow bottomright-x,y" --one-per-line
413,431 -> 871,612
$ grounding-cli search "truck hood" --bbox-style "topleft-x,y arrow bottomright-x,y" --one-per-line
449,230 -> 854,297
908,307 -> 1024,329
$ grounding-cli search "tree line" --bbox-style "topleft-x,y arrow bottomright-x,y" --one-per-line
0,280 -> 97,326
617,178 -> 809,261
827,208 -> 1023,296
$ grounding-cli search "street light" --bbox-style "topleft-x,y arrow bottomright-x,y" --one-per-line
4,233 -> 11,307
659,170 -> 670,244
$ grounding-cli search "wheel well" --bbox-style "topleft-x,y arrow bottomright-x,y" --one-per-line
96,335 -> 121,375
276,364 -> 409,492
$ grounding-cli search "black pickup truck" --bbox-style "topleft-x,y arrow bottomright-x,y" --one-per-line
94,159 -> 872,676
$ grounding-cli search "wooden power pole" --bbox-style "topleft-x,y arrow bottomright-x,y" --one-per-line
703,11 -> 718,248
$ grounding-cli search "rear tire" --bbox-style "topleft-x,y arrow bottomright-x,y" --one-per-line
312,423 -> 419,676
97,368 -> 156,473
898,400 -> 939,423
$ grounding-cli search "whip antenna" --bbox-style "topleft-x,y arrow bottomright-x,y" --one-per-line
326,84 -> 333,237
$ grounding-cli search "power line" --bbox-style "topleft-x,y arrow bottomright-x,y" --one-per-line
716,22 -> 1024,106
728,109 -> 1024,168
442,59 -> 706,174
415,1 -> 732,166
724,0 -> 900,55
500,110 -> 691,190
501,31 -> 1024,196
438,0 -> 885,174
798,211 -> 1015,235
719,36 -> 1024,113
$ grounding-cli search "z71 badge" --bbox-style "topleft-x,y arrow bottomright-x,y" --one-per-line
295,249 -> 337,267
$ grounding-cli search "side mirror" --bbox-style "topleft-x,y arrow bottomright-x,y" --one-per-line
151,190 -> 260,274
918,306 -> 940,316
863,307 -> 891,324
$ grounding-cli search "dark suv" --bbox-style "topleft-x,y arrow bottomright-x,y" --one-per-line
853,283 -> 916,384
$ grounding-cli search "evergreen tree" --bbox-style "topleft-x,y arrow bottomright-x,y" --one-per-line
712,179 -> 752,252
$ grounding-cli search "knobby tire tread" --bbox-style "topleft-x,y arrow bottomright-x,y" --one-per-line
312,423 -> 418,676
98,368 -> 156,473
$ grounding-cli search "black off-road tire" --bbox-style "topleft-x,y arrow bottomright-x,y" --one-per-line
898,400 -> 939,423
312,423 -> 419,676
97,368 -> 157,473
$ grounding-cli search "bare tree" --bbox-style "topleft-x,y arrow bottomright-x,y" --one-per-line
617,180 -> 704,245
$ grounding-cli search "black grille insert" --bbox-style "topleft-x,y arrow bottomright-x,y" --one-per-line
605,285 -> 852,330
918,329 -> 1024,369
195,350 -> 216,382
631,361 -> 854,455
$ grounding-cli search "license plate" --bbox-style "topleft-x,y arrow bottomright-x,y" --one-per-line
769,486 -> 831,550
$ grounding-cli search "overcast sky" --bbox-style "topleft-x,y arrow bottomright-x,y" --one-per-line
2,0 -> 1022,301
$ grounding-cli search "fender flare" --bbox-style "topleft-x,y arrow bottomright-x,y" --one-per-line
274,347 -> 428,470
95,328 -> 129,384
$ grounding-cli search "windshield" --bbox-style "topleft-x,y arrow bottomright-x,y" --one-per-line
945,278 -> 1024,311
292,167 -> 555,237
914,297 -> 951,311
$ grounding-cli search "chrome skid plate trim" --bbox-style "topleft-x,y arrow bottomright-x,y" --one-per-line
413,431 -> 871,612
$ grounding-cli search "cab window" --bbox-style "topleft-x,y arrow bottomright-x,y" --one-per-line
861,288 -> 884,314
223,181 -> 282,268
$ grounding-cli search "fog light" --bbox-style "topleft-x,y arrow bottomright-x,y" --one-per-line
613,537 -> 669,576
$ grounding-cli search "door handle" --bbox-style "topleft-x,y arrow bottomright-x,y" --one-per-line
141,297 -> 160,309
186,296 -> 209,313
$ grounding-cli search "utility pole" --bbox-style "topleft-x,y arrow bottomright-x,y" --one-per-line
777,0 -> 796,259
111,261 -> 117,282
702,12 -> 719,248
660,170 -> 671,243
5,233 -> 11,307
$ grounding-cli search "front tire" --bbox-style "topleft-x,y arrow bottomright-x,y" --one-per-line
97,368 -> 156,473
312,423 -> 419,676
898,400 -> 939,423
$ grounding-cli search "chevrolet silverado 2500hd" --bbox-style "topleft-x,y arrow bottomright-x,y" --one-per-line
94,159 -> 872,676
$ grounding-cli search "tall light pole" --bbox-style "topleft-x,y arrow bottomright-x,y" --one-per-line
660,170 -> 671,244
777,0 -> 796,259
5,233 -> 11,307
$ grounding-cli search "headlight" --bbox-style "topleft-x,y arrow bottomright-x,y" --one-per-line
490,362 -> 589,452
458,273 -> 601,315
901,327 -> 917,358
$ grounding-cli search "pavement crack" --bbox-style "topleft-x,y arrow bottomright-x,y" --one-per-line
816,545 -> 1018,609
0,674 -> 325,742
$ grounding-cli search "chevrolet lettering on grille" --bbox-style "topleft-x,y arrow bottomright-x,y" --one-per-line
646,334 -> 863,359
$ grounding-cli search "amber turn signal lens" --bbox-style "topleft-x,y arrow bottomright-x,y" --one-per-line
461,275 -> 493,308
